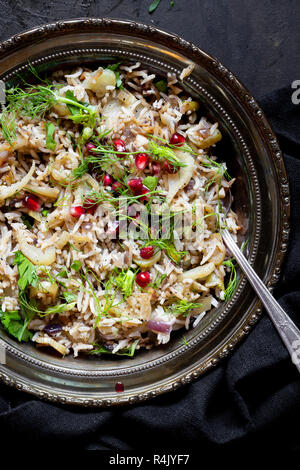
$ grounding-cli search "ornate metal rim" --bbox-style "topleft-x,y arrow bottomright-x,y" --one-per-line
0,18 -> 290,406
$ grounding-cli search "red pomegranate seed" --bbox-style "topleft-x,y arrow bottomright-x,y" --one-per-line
136,271 -> 151,287
23,195 -> 41,212
83,198 -> 98,215
135,153 -> 150,171
113,139 -> 126,153
70,206 -> 85,218
115,381 -> 124,393
170,133 -> 185,146
128,178 -> 143,194
163,160 -> 178,174
86,142 -> 97,154
140,246 -> 155,259
139,186 -> 150,202
151,161 -> 162,176
103,174 -> 113,186
112,181 -> 124,193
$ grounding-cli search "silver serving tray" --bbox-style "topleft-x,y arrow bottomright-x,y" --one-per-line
0,18 -> 289,407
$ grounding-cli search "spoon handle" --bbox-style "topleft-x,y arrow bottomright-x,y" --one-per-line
222,229 -> 300,373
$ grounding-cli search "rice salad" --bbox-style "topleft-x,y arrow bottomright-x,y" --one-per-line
0,62 -> 241,358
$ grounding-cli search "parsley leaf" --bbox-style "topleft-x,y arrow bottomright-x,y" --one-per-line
13,251 -> 39,291
107,63 -> 124,89
0,309 -> 33,342
70,260 -> 82,272
154,80 -> 168,93
143,176 -> 158,191
45,122 -> 57,151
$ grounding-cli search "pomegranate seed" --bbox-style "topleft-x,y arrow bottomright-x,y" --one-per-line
23,195 -> 41,212
135,153 -> 149,171
113,139 -> 126,153
86,142 -> 97,154
103,174 -> 113,186
70,206 -> 85,218
136,271 -> 151,288
151,161 -> 162,176
163,160 -> 178,174
170,133 -> 185,146
128,178 -> 143,194
139,186 -> 150,202
112,181 -> 124,193
115,381 -> 124,393
83,198 -> 98,215
140,246 -> 155,259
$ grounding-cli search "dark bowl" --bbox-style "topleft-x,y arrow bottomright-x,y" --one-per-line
0,18 -> 289,407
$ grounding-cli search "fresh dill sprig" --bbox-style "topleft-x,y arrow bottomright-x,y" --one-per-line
148,134 -> 196,156
222,240 -> 248,301
202,155 -> 231,184
148,140 -> 186,168
150,273 -> 167,289
90,339 -> 139,357
0,109 -> 17,144
222,258 -> 237,301
166,299 -> 203,317
143,239 -> 186,264
0,73 -> 99,143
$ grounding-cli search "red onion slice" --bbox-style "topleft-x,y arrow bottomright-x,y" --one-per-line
147,320 -> 171,333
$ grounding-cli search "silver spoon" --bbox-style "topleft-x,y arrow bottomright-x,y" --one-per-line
222,192 -> 300,373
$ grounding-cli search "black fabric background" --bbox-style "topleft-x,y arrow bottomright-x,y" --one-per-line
0,0 -> 299,455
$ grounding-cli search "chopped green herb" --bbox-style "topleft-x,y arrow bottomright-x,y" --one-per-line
13,250 -> 39,291
57,268 -> 68,278
114,268 -> 137,299
0,109 -> 16,144
45,122 -> 57,151
143,239 -> 186,264
180,336 -> 188,346
149,0 -> 161,13
222,258 -> 237,301
143,176 -> 158,191
106,63 -> 124,90
41,209 -> 49,217
150,273 -> 167,289
0,71 -> 100,143
90,339 -> 139,357
70,260 -> 82,272
148,140 -> 186,168
0,309 -> 33,342
167,299 -> 203,317
63,291 -> 77,303
21,213 -> 34,229
43,301 -> 76,316
154,80 -> 167,93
